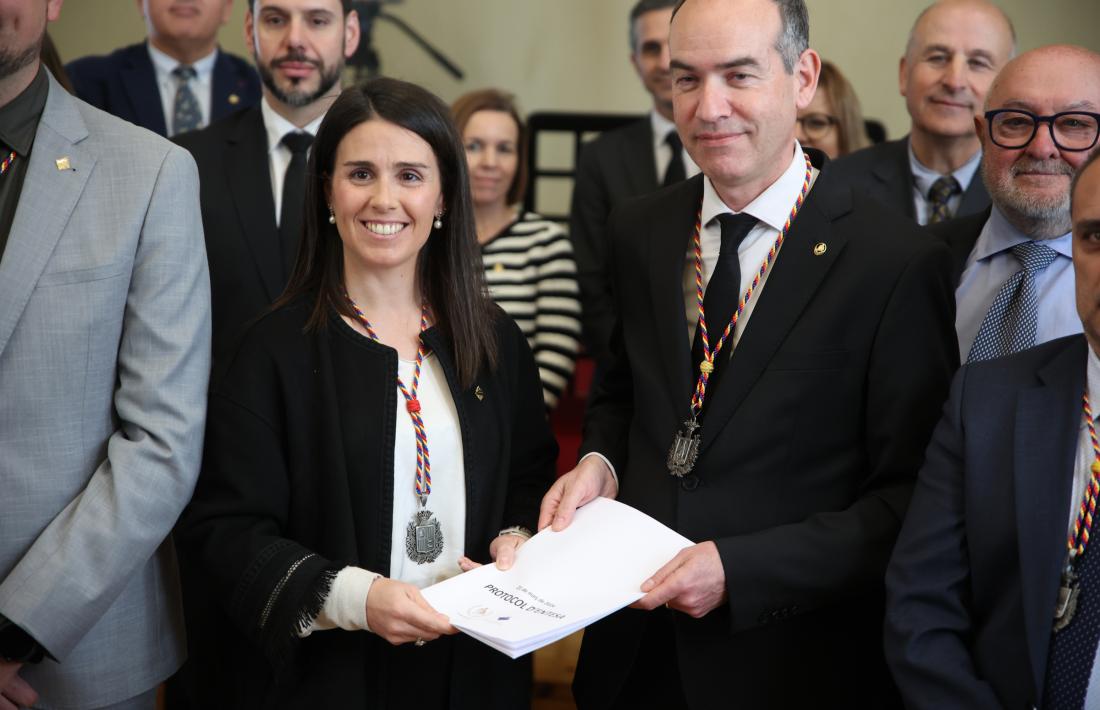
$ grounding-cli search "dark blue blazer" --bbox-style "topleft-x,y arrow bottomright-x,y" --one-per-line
65,42 -> 260,137
886,334 -> 1088,709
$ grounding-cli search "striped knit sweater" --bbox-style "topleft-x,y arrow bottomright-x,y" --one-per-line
481,211 -> 582,409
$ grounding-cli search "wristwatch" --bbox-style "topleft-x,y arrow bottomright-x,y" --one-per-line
498,525 -> 533,540
0,617 -> 45,664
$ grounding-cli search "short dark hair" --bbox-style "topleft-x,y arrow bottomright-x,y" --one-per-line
672,0 -> 809,73
278,77 -> 499,387
629,0 -> 679,51
451,89 -> 529,205
1071,149 -> 1100,214
250,0 -> 354,15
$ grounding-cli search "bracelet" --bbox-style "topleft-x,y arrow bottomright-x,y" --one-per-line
498,525 -> 533,541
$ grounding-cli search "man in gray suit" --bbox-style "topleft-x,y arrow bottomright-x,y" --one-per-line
0,2 -> 211,709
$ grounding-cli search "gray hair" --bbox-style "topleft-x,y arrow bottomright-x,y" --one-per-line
672,0 -> 809,74
629,0 -> 680,51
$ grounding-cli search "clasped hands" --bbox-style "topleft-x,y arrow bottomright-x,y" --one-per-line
364,532 -> 529,647
0,662 -> 37,710
538,456 -> 728,619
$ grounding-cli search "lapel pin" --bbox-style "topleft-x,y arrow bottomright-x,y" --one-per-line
493,262 -> 504,273
55,157 -> 71,171
474,386 -> 485,401
813,242 -> 827,256
228,94 -> 240,105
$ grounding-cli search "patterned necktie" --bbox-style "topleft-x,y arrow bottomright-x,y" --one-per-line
663,130 -> 687,187
927,175 -> 961,224
691,213 -> 757,395
966,241 -> 1059,363
279,132 -> 314,282
171,65 -> 201,136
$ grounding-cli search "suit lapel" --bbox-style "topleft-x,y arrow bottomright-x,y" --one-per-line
0,77 -> 94,359
699,176 -> 851,453
210,50 -> 243,123
872,137 -> 915,220
226,109 -> 282,301
648,177 -> 702,415
960,169 -> 991,217
1014,337 -> 1087,697
624,119 -> 660,194
122,44 -> 167,137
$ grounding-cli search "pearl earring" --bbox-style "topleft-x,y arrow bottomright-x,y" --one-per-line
328,206 -> 336,224
433,214 -> 443,229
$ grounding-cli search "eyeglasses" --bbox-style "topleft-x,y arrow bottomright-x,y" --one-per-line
984,109 -> 1100,152
796,113 -> 838,140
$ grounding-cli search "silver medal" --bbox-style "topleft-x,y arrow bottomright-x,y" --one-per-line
667,417 -> 701,477
406,509 -> 444,564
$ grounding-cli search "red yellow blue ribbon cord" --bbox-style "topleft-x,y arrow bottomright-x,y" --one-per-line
345,295 -> 433,506
1068,390 -> 1100,558
689,152 -> 813,417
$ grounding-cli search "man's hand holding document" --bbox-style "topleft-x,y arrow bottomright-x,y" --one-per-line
421,497 -> 692,658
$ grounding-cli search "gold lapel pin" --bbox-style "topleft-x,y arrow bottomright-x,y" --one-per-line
813,242 -> 827,256
474,386 -> 485,401
55,157 -> 71,171
493,262 -> 504,273
228,94 -> 240,105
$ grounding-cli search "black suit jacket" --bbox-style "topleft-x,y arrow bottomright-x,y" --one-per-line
573,150 -> 959,708
174,107 -> 282,382
829,136 -> 991,224
928,206 -> 992,286
570,117 -> 658,364
885,334 -> 1088,709
66,42 -> 260,137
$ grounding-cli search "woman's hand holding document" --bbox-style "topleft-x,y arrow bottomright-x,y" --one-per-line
420,497 -> 693,658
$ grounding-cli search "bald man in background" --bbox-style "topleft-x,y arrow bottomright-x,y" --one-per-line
830,0 -> 1015,225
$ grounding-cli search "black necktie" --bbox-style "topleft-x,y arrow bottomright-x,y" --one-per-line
279,132 -> 314,282
663,130 -> 687,187
691,213 -> 757,396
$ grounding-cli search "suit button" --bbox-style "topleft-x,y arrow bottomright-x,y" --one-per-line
681,474 -> 700,491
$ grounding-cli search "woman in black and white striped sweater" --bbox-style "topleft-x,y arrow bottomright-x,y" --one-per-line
453,89 -> 582,409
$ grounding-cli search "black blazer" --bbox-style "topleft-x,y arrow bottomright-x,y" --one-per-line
570,117 -> 658,364
573,150 -> 959,708
928,206 -> 992,286
174,106 -> 282,382
885,334 -> 1088,709
176,299 -> 557,709
828,136 -> 991,223
65,42 -> 260,137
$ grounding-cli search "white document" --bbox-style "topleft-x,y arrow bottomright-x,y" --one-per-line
421,497 -> 693,658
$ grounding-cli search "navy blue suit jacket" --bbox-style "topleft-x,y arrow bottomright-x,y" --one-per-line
886,334 -> 1088,709
65,42 -> 260,137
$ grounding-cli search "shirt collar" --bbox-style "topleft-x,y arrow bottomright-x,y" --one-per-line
1089,343 -> 1100,424
261,97 -> 325,154
908,140 -> 982,199
147,41 -> 219,82
650,110 -> 677,150
701,141 -> 808,232
970,204 -> 1073,262
0,65 -> 48,156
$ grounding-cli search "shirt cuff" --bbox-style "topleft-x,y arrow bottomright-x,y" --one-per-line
579,451 -> 619,494
299,566 -> 381,637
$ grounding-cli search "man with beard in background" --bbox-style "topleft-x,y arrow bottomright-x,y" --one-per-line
933,44 -> 1100,364
175,0 -> 360,382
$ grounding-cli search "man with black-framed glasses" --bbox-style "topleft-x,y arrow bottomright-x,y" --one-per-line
932,44 -> 1100,364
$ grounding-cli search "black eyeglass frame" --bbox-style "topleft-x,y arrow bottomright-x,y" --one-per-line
983,108 -> 1100,152
796,112 -> 839,139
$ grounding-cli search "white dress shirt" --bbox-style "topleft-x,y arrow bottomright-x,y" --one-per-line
908,142 -> 981,226
261,98 -> 324,225
147,42 -> 217,136
954,206 -> 1079,360
651,110 -> 700,184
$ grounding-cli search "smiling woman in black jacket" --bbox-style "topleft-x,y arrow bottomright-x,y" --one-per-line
176,77 -> 557,710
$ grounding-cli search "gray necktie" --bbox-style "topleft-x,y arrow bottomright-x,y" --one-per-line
927,175 -> 961,224
171,65 -> 201,136
966,241 -> 1059,363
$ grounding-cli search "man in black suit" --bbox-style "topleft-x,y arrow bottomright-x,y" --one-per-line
175,0 -> 359,381
570,0 -> 698,366
829,0 -> 1015,225
884,148 -> 1100,709
933,45 -> 1097,364
66,0 -> 260,137
539,0 -> 957,707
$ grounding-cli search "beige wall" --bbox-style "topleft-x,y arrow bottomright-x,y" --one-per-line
53,0 -> 1100,141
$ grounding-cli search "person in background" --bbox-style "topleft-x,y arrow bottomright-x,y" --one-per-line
829,0 -> 1015,225
176,77 -> 557,710
39,33 -> 72,93
796,59 -> 869,159
66,0 -> 259,137
452,88 -> 582,410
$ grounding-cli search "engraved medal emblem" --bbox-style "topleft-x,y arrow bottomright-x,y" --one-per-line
667,417 -> 701,478
406,509 -> 444,564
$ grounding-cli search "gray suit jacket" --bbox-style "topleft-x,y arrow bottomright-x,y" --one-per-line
0,72 -> 210,709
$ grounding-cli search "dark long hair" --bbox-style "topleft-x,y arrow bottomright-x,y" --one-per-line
277,77 -> 498,387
